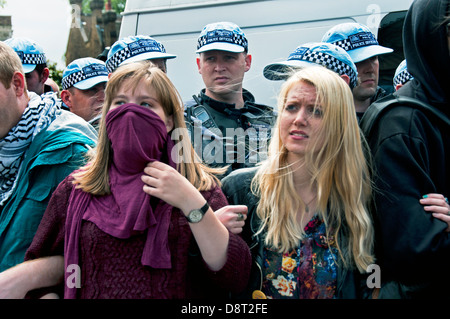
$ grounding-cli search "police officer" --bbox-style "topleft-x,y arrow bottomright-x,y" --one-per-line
185,22 -> 276,177
392,59 -> 413,91
322,23 -> 393,121
4,37 -> 52,96
60,57 -> 109,130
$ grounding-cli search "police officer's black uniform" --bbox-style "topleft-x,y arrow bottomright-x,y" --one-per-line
184,89 -> 276,178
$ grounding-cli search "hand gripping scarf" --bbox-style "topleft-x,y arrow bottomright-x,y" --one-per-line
65,103 -> 176,298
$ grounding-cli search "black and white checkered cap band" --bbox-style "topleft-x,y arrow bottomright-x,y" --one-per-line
62,66 -> 108,90
106,39 -> 168,73
17,51 -> 46,65
393,69 -> 413,87
331,32 -> 378,51
106,47 -> 131,73
197,31 -> 248,51
290,51 -> 358,88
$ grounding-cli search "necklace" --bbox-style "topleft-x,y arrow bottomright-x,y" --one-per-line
304,195 -> 317,213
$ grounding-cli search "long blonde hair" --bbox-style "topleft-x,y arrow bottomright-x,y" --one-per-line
252,66 -> 374,272
72,61 -> 222,194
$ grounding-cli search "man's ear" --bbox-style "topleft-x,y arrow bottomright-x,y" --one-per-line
340,74 -> 350,86
41,67 -> 50,84
244,53 -> 252,72
12,72 -> 26,97
60,90 -> 73,110
196,57 -> 202,74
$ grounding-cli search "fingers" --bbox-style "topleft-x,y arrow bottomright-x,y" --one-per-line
421,193 -> 448,205
142,161 -> 181,202
143,161 -> 174,177
141,171 -> 162,197
220,205 -> 248,213
145,160 -> 171,170
142,161 -> 178,192
226,205 -> 248,218
232,207 -> 248,222
420,194 -> 449,214
230,207 -> 247,234
141,174 -> 159,188
214,205 -> 248,234
421,193 -> 450,233
423,205 -> 450,215
224,218 -> 246,234
422,193 -> 446,199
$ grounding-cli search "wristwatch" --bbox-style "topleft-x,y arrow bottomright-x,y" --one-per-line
186,202 -> 210,223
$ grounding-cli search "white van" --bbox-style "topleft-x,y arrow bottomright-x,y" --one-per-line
119,0 -> 414,107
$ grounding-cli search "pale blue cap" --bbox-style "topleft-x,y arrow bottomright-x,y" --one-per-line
4,37 -> 47,73
62,57 -> 108,90
106,35 -> 176,73
263,42 -> 358,88
393,59 -> 413,87
322,23 -> 393,63
196,22 -> 248,53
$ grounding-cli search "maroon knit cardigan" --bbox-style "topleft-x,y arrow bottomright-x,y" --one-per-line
25,175 -> 251,299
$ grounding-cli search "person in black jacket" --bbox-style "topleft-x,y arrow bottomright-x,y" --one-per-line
222,66 -> 375,299
362,0 -> 450,298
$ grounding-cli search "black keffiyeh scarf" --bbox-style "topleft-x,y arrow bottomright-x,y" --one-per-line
0,92 -> 59,206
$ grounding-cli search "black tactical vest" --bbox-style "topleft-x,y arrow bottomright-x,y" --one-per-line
184,89 -> 276,178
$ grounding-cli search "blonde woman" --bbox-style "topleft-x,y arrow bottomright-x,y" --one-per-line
20,62 -> 251,299
222,66 -> 375,299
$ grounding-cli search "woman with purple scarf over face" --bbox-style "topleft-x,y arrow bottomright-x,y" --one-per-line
21,61 -> 251,299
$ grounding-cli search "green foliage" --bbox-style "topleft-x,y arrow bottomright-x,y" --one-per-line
110,0 -> 126,13
82,0 -> 90,14
80,0 -> 126,15
47,60 -> 63,88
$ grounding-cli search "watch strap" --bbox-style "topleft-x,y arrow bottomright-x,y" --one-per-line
199,202 -> 210,214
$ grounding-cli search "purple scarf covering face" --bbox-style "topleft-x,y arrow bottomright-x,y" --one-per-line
64,103 -> 176,298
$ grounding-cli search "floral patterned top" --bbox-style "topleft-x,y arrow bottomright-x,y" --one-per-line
261,215 -> 339,299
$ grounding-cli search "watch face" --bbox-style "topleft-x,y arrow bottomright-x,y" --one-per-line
188,209 -> 203,223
